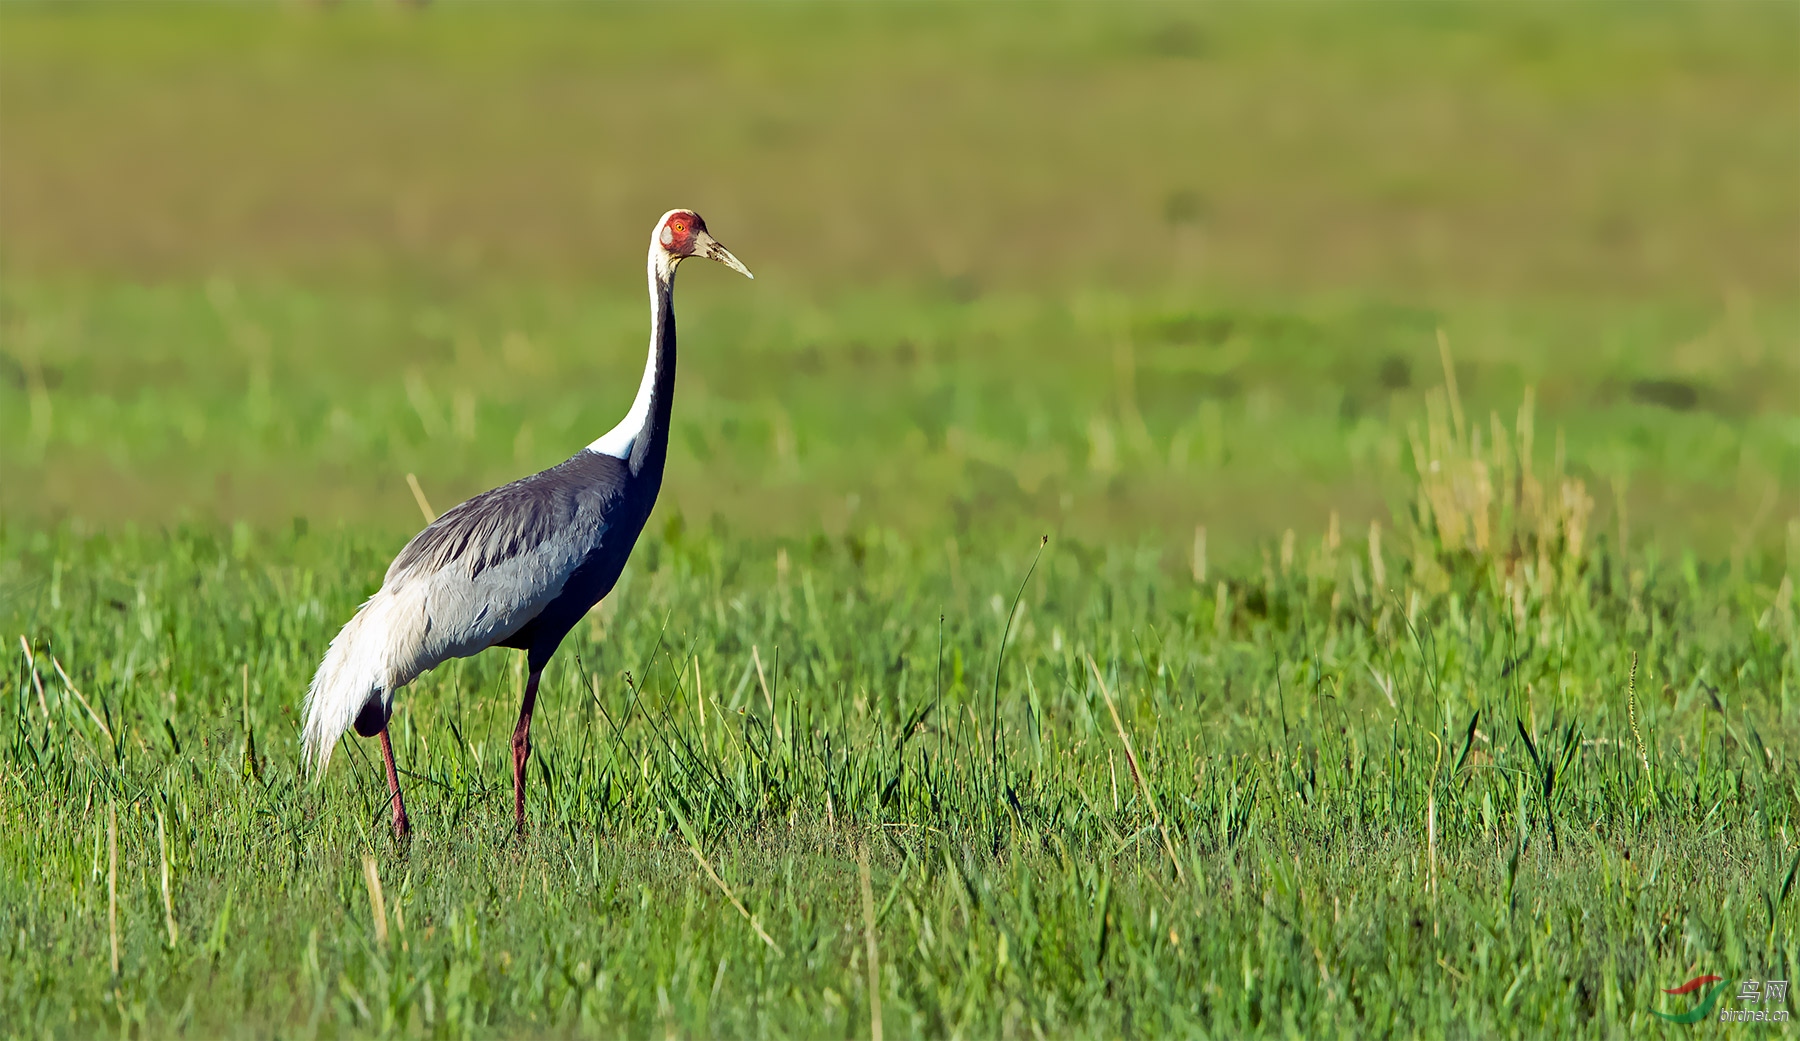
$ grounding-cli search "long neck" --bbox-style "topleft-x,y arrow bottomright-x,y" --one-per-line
587,248 -> 677,480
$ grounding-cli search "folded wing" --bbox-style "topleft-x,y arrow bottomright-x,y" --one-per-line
302,453 -> 624,770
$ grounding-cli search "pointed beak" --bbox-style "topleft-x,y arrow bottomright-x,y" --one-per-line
698,233 -> 754,279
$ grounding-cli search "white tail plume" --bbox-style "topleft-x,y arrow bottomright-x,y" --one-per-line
303,591 -> 402,774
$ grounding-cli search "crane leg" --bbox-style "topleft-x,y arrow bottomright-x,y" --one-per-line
511,667 -> 543,835
378,726 -> 411,840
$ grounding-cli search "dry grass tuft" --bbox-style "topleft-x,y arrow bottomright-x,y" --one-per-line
1407,332 -> 1595,591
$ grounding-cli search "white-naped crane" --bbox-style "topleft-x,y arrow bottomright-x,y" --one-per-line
303,209 -> 752,838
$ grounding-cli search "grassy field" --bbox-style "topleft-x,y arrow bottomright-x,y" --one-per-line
2,3 -> 1798,1037
4,470 -> 1799,1036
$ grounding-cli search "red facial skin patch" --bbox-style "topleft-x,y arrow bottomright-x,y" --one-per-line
659,212 -> 702,254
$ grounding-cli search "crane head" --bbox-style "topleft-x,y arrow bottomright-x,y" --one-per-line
657,210 -> 754,279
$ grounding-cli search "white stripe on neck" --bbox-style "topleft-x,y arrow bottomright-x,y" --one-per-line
587,247 -> 674,459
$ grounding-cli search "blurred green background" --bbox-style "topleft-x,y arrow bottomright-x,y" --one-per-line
3,1 -> 1796,556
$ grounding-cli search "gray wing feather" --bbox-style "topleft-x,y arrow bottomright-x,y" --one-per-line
379,455 -> 625,680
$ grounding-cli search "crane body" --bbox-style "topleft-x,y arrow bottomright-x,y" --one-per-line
302,210 -> 751,837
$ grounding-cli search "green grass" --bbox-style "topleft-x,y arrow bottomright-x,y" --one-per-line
3,2 -> 1799,1037
5,279 -> 1797,554
3,514 -> 1798,1036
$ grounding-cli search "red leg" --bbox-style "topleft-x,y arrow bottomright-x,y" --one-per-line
511,668 -> 543,835
379,725 -> 411,840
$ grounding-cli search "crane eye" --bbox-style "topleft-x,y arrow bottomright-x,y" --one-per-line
673,221 -> 686,233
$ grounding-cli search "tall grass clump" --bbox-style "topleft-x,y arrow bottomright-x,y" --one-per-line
1406,333 -> 1595,598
